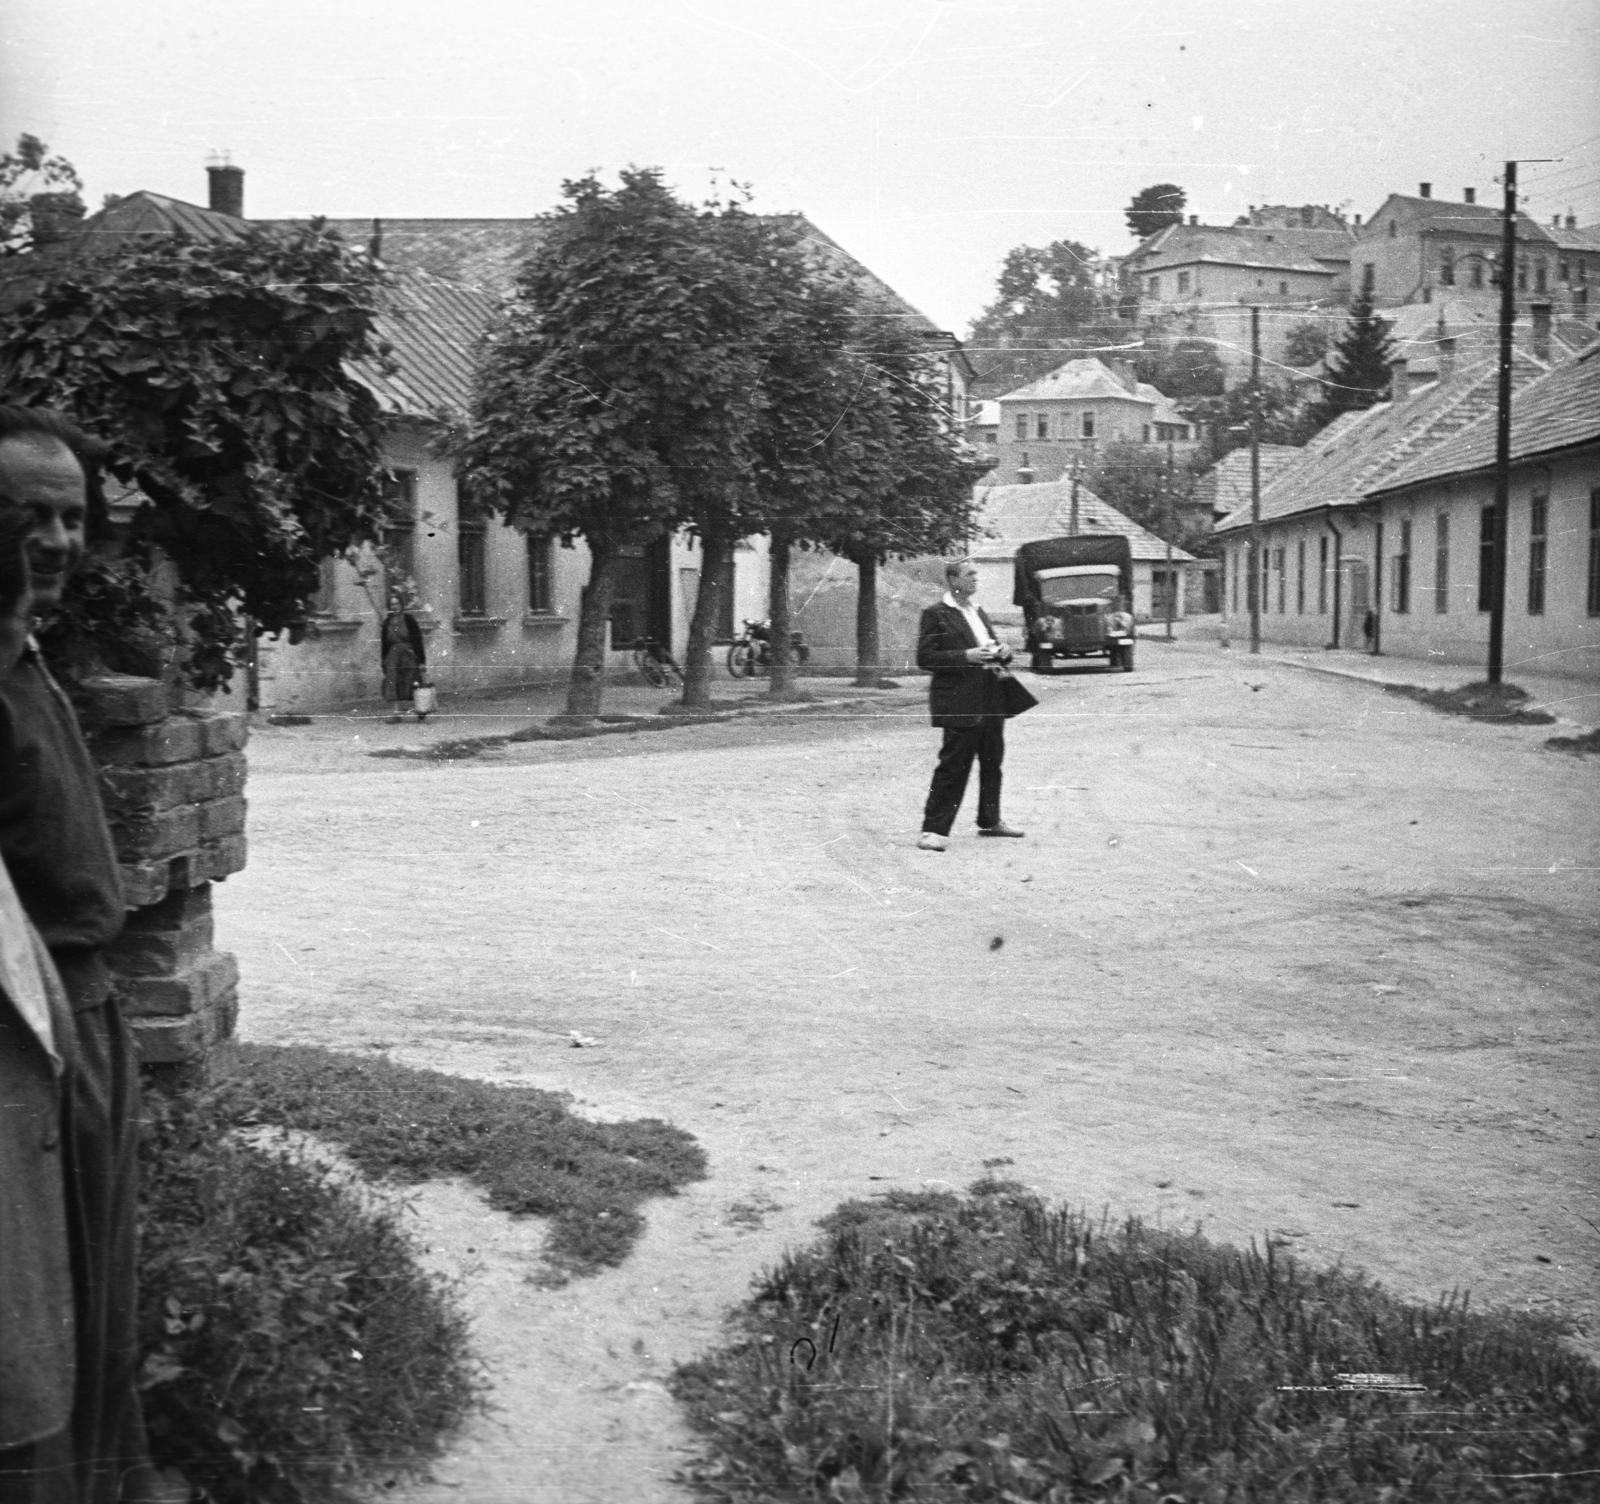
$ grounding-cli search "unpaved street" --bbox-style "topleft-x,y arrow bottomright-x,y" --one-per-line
218,643 -> 1600,1503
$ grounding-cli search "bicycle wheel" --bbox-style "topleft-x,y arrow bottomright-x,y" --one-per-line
728,642 -> 756,677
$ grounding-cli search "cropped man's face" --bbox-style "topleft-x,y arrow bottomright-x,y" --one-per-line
0,436 -> 87,614
951,562 -> 978,598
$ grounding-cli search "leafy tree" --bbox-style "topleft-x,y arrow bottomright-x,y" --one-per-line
1082,440 -> 1200,542
1283,320 -> 1330,368
1307,291 -> 1396,429
1185,382 -> 1319,466
1133,337 -> 1226,400
811,322 -> 983,687
0,222 -> 395,689
1125,183 -> 1186,241
965,239 -> 1116,393
0,133 -> 84,254
460,169 -> 771,718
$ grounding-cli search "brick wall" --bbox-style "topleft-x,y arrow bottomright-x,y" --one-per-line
74,673 -> 248,1073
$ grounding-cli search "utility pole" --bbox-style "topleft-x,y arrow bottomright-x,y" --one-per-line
1249,305 -> 1262,655
1487,160 -> 1518,686
1164,438 -> 1175,641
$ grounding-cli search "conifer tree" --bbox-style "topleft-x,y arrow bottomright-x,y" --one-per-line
1309,291 -> 1396,429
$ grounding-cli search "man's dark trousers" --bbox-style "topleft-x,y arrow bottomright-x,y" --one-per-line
922,719 -> 1004,837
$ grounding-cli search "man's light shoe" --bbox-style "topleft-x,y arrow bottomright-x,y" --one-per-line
978,822 -> 1025,838
917,831 -> 949,851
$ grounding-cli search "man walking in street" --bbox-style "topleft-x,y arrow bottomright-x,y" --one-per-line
0,407 -> 185,1503
915,558 -> 1026,851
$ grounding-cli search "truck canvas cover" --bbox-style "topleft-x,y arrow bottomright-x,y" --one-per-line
1013,535 -> 1134,608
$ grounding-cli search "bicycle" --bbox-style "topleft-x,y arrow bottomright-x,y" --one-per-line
632,635 -> 683,688
726,618 -> 810,677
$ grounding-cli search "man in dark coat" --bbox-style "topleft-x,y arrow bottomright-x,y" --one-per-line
915,558 -> 1025,851
0,407 -> 184,1503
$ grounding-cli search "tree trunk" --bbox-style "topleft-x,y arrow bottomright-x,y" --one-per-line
766,529 -> 799,701
853,552 -> 883,688
565,539 -> 617,719
680,518 -> 731,710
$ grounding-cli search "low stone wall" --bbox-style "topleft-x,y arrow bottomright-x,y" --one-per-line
75,673 -> 248,1073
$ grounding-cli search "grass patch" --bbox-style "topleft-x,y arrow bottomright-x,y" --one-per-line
139,1076 -> 483,1503
1384,680 -> 1557,726
670,1181 -> 1599,1502
1546,728 -> 1600,757
213,1042 -> 707,1280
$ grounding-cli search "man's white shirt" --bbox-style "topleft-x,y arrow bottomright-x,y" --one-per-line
943,592 -> 998,648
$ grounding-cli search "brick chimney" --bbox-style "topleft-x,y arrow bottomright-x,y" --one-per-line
1464,187 -> 1476,205
1568,213 -> 1578,230
1530,303 -> 1552,361
207,162 -> 244,218
1419,182 -> 1432,199
1388,357 -> 1409,401
1437,336 -> 1457,383
1188,214 -> 1198,225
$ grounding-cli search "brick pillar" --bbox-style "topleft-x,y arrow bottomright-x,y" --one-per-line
75,673 -> 249,1076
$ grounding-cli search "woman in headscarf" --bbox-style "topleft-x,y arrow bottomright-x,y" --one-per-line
379,594 -> 427,720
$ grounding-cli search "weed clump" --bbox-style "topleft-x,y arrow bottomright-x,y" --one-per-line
217,1042 -> 708,1278
671,1182 -> 1599,1501
138,1076 -> 483,1503
1385,680 -> 1557,725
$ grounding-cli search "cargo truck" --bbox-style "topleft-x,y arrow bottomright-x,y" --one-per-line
1013,535 -> 1136,672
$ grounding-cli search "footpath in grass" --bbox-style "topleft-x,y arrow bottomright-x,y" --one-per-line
215,1042 -> 709,1280
670,1180 -> 1599,1503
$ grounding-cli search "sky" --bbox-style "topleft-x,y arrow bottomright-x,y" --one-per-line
4,0 -> 1598,333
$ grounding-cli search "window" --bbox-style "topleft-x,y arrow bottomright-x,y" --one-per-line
1517,258 -> 1528,291
1388,220 -> 1397,238
1559,259 -> 1570,283
1230,550 -> 1239,614
1528,491 -> 1547,615
1362,262 -> 1376,292
1148,275 -> 1160,298
380,468 -> 419,589
1259,546 -> 1270,615
1177,271 -> 1191,294
1318,535 -> 1329,613
1014,413 -> 1028,440
1478,504 -> 1496,611
1142,424 -> 1151,442
457,489 -> 488,616
1279,280 -> 1289,295
1578,259 -> 1589,285
1440,245 -> 1455,286
1470,255 -> 1484,288
1037,414 -> 1050,440
526,532 -> 553,612
1434,512 -> 1449,613
1589,487 -> 1600,616
1392,519 -> 1411,613
1275,547 -> 1286,613
1535,261 -> 1548,293
1081,411 -> 1095,439
1296,539 -> 1306,614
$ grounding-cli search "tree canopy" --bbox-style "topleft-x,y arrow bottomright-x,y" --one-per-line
1307,291 -> 1396,429
0,220 -> 395,688
0,134 -> 84,255
964,239 -> 1119,393
1125,183 -> 1186,241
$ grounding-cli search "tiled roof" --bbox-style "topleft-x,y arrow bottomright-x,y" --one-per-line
1370,342 -> 1600,495
1190,446 -> 1307,517
1214,351 -> 1550,533
1000,358 -> 1148,404
1549,222 -> 1600,253
71,190 -> 249,247
283,218 -> 547,302
358,269 -> 497,419
971,478 -> 1194,563
1357,194 -> 1557,245
1128,222 -> 1349,274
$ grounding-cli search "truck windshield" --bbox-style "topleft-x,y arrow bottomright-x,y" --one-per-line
1038,571 -> 1118,605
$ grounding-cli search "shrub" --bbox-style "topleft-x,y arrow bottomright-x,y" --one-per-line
138,1075 -> 483,1503
671,1182 -> 1599,1502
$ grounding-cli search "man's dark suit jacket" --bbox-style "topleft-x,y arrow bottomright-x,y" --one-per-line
917,600 -> 1008,728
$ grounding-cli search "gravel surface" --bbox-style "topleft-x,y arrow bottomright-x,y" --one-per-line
218,641 -> 1600,1503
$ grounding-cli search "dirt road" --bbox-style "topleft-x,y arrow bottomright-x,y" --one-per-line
218,642 -> 1600,1503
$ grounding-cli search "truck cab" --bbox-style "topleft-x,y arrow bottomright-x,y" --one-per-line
1014,536 -> 1137,672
